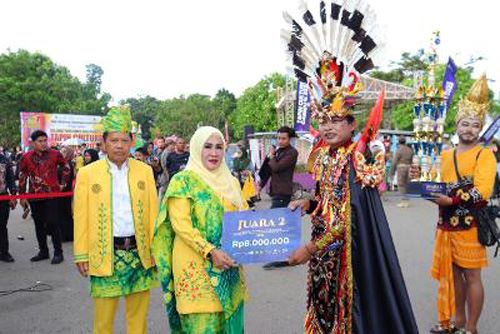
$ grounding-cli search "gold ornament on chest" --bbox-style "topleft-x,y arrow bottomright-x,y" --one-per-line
91,184 -> 102,194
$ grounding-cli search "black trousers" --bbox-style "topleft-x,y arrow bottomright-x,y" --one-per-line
59,197 -> 73,242
29,199 -> 63,255
270,195 -> 292,209
0,200 -> 10,255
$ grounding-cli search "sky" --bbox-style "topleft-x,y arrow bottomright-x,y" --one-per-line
1,0 -> 498,102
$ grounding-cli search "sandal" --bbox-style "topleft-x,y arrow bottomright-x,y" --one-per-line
454,329 -> 477,334
430,323 -> 456,334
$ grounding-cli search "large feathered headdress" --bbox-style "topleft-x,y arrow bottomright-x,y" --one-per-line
281,0 -> 382,122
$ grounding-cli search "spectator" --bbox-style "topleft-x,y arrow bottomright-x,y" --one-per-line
232,140 -> 251,186
95,142 -> 106,160
84,149 -> 100,165
134,147 -> 148,162
158,139 -> 175,199
59,146 -> 76,242
260,126 -> 298,270
154,137 -> 166,157
165,137 -> 190,178
0,151 -> 17,262
389,135 -> 414,208
18,130 -> 70,264
75,143 -> 86,173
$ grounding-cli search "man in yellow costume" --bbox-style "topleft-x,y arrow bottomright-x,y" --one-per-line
417,75 -> 496,334
73,105 -> 158,334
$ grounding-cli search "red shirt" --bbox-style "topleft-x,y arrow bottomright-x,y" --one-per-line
19,149 -> 70,194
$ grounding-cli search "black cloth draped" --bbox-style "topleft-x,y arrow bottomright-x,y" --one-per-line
349,167 -> 418,333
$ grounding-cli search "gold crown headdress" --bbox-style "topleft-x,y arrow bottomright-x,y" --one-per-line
281,0 -> 381,122
456,73 -> 489,125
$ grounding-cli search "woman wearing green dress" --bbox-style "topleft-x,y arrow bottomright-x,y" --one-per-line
153,126 -> 248,333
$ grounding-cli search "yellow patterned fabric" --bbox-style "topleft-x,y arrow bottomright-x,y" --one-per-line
73,158 -> 159,276
431,228 -> 488,323
431,145 -> 496,324
153,170 -> 248,332
169,197 -> 223,313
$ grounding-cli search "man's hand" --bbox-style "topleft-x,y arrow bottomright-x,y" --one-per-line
20,199 -> 28,210
288,242 -> 316,266
288,199 -> 311,215
76,262 -> 89,277
210,249 -> 237,270
269,145 -> 276,159
429,194 -> 453,207
9,199 -> 17,210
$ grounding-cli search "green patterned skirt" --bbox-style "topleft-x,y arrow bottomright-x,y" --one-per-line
90,249 -> 157,298
176,303 -> 244,334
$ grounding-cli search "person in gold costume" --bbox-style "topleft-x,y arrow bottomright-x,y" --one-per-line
413,75 -> 497,334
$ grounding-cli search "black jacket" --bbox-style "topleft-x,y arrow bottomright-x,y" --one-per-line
0,154 -> 17,195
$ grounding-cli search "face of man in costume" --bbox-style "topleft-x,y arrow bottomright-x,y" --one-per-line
201,134 -> 224,171
456,116 -> 482,145
104,132 -> 132,166
318,117 -> 356,148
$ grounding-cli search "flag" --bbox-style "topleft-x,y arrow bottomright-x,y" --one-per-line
442,57 -> 458,120
294,80 -> 311,132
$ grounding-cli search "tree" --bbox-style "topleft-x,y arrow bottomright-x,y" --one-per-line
121,96 -> 160,140
155,94 -> 226,139
0,50 -> 110,147
213,88 -> 237,119
86,64 -> 103,92
229,73 -> 286,139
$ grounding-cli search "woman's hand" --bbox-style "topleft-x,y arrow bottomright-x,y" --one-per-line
288,199 -> 311,215
209,249 -> 237,270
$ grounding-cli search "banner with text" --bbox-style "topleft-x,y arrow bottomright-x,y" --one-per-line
20,112 -> 102,149
294,80 -> 311,132
222,208 -> 302,264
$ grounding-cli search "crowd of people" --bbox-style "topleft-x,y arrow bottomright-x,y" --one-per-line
0,97 -> 499,334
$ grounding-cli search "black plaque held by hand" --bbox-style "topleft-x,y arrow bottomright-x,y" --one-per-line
407,181 -> 447,198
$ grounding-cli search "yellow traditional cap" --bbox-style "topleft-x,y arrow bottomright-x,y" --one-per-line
101,105 -> 133,133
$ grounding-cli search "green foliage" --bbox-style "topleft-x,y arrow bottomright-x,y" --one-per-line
213,88 -> 237,119
0,50 -> 110,147
121,96 -> 160,140
154,94 -> 226,139
229,73 -> 286,139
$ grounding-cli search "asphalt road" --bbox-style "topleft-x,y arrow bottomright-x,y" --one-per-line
0,194 -> 498,333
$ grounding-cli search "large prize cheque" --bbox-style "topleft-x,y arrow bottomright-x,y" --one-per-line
221,208 -> 302,264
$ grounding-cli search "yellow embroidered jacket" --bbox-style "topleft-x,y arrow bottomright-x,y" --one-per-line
73,158 -> 159,276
